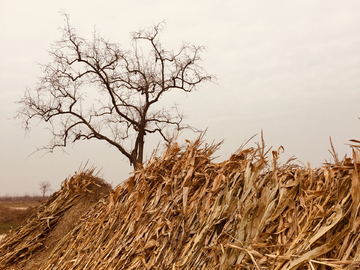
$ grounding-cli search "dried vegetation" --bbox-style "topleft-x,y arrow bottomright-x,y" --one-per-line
1,136 -> 360,269
0,169 -> 112,269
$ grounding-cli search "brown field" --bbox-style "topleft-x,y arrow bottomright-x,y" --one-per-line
0,196 -> 47,235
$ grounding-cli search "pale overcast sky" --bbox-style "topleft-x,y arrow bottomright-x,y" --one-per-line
1,1 -> 359,196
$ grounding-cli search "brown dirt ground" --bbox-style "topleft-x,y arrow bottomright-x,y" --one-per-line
0,204 -> 36,225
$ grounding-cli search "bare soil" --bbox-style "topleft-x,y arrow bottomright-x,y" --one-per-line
0,202 -> 39,233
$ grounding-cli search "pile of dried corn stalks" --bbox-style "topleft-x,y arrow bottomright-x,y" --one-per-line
2,136 -> 360,269
0,168 -> 111,269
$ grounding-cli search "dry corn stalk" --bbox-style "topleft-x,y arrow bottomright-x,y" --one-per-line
0,168 -> 111,270
2,135 -> 360,269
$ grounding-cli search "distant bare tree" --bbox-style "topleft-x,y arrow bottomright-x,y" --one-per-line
39,181 -> 52,198
16,14 -> 212,169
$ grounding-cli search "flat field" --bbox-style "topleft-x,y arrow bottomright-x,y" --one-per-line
0,197 -> 45,235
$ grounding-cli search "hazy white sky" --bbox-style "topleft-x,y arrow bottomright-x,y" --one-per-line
1,1 -> 359,196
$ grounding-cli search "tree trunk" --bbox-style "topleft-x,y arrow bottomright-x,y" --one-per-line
131,123 -> 145,170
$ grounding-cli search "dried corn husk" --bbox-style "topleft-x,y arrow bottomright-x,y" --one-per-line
2,136 -> 360,269
0,168 -> 111,269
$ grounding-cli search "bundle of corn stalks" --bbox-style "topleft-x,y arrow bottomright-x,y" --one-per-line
2,135 -> 360,269
0,168 -> 112,269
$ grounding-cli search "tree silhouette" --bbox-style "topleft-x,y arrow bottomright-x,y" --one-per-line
39,181 -> 52,198
16,15 -> 212,169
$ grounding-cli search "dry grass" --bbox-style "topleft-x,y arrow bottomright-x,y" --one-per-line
2,135 -> 360,269
0,195 -> 47,203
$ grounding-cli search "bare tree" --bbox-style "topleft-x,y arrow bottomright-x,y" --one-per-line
16,15 -> 212,169
39,181 -> 52,198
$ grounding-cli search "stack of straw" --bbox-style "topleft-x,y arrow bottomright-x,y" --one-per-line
2,136 -> 360,269
0,168 -> 112,269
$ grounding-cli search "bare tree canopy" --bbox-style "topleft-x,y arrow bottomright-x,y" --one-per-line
16,14 -> 212,169
39,181 -> 52,197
